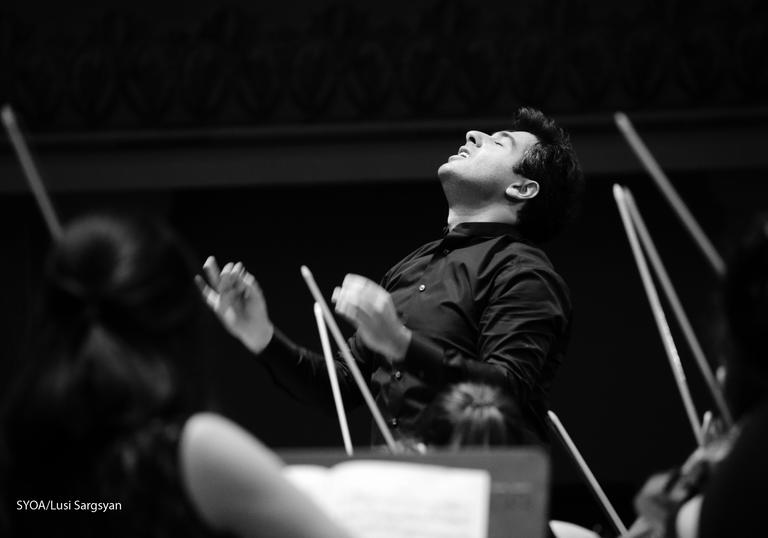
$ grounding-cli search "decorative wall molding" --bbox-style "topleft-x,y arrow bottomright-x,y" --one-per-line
1,0 -> 766,132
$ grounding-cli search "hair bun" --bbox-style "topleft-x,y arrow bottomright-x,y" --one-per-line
47,273 -> 103,322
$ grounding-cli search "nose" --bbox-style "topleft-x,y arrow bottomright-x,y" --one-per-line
466,130 -> 486,146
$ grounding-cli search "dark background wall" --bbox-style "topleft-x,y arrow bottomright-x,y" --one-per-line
2,0 -> 767,532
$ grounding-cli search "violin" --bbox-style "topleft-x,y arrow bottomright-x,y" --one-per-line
624,413 -> 738,538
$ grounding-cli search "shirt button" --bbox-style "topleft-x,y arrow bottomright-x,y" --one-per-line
394,370 -> 402,380
390,417 -> 399,427
418,284 -> 426,292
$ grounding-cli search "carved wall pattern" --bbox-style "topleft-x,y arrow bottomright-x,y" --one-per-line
1,0 -> 766,131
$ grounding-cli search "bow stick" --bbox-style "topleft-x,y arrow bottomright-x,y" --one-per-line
548,411 -> 628,536
614,112 -> 725,277
300,265 -> 398,453
614,185 -> 704,446
622,188 -> 733,428
313,302 -> 354,456
1,104 -> 62,239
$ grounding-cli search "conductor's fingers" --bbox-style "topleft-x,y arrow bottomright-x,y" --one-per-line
219,270 -> 234,288
335,299 -> 375,331
341,273 -> 370,292
333,284 -> 356,311
334,298 -> 357,326
242,272 -> 263,300
203,256 -> 222,289
334,291 -> 362,322
194,274 -> 207,294
195,275 -> 220,310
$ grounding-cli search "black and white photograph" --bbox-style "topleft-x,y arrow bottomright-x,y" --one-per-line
1,1 -> 767,536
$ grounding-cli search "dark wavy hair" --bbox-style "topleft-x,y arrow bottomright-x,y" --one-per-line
416,382 -> 537,448
1,214 -> 207,505
723,215 -> 768,418
509,107 -> 584,243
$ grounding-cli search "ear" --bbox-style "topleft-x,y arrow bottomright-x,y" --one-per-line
505,179 -> 539,202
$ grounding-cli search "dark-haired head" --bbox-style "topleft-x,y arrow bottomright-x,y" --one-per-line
3,214 -> 207,460
509,107 -> 584,243
416,382 -> 537,448
723,215 -> 768,418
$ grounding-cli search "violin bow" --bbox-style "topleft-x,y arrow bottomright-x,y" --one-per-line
300,265 -> 399,453
613,112 -> 725,278
1,104 -> 62,240
548,411 -> 629,536
614,185 -> 704,446
613,113 -> 731,424
313,302 -> 354,456
621,188 -> 733,428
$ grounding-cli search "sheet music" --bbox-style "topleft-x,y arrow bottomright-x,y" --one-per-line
285,460 -> 490,538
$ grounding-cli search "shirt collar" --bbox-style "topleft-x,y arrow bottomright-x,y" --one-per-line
442,221 -> 528,244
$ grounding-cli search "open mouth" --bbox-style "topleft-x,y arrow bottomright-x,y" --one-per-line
447,146 -> 470,162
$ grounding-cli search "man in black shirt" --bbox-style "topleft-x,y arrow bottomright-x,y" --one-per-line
202,107 -> 583,443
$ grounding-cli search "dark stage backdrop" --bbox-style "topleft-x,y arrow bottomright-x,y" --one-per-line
2,0 -> 768,531
3,167 -> 767,529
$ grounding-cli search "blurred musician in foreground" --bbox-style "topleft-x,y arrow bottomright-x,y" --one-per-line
0,214 -> 352,538
695,216 -> 768,536
631,215 -> 768,537
201,107 -> 584,444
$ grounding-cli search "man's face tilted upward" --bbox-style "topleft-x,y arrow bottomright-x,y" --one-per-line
438,129 -> 539,208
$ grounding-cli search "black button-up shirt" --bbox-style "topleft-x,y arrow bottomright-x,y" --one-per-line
261,222 -> 572,443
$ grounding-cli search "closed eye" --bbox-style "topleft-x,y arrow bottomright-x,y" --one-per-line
491,132 -> 508,146
493,131 -> 517,148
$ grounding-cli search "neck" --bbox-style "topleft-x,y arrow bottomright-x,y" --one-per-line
446,205 -> 517,231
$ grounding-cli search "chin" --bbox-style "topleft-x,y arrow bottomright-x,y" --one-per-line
437,161 -> 458,179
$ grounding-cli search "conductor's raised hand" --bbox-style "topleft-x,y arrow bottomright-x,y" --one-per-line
332,274 -> 411,362
196,256 -> 274,354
